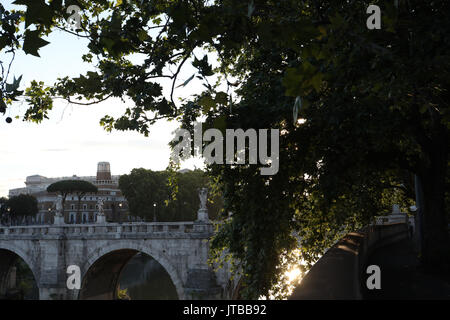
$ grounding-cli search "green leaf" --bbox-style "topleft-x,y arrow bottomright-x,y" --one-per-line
213,115 -> 227,132
153,17 -> 162,25
198,95 -> 215,113
283,68 -> 303,97
193,56 -> 214,77
13,0 -> 54,28
215,92 -> 228,105
23,30 -> 50,57
329,13 -> 345,28
310,73 -> 323,93
138,30 -> 148,41
0,100 -> 6,113
6,75 -> 22,92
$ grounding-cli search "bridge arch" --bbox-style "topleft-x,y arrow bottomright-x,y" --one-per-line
77,242 -> 185,300
0,243 -> 39,299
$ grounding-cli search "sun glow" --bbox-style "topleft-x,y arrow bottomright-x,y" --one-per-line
286,267 -> 302,284
297,118 -> 306,125
259,249 -> 308,300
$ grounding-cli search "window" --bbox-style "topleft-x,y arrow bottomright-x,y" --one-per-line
71,204 -> 75,210
83,204 -> 88,210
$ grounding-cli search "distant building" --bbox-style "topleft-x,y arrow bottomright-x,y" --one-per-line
8,162 -> 129,224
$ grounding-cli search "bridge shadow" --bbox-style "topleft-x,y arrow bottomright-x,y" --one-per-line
118,252 -> 179,300
79,249 -> 178,300
0,249 -> 39,300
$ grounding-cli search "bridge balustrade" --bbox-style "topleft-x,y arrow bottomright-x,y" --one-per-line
0,221 -> 210,239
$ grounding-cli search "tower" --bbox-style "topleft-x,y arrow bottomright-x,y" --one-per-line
96,162 -> 111,181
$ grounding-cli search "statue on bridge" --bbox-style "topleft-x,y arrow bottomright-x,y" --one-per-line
197,188 -> 209,222
54,195 -> 63,217
53,195 -> 65,225
199,188 -> 208,211
96,197 -> 106,224
97,198 -> 105,215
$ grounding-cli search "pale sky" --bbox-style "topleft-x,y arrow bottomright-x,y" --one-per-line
0,2 -> 206,197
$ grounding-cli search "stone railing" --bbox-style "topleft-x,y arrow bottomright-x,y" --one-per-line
0,221 -> 213,239
375,213 -> 409,225
290,222 -> 408,300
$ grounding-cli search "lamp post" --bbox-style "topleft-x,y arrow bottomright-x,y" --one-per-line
7,207 -> 11,226
47,207 -> 51,225
153,203 -> 157,222
118,202 -> 123,224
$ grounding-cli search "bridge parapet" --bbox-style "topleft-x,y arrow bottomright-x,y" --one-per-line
0,221 -> 214,240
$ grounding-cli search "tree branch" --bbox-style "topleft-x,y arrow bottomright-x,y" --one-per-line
57,94 -> 113,106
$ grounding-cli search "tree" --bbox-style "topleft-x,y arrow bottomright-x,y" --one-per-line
6,194 -> 38,224
3,0 -> 449,298
0,197 -> 7,212
0,197 -> 9,224
47,180 -> 98,217
164,169 -> 223,221
119,169 -> 169,221
207,1 -> 449,296
119,168 -> 222,222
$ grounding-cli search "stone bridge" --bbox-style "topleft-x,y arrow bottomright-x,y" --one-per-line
0,221 -> 234,300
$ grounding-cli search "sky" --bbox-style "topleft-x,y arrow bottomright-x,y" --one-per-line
0,2 -> 205,197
